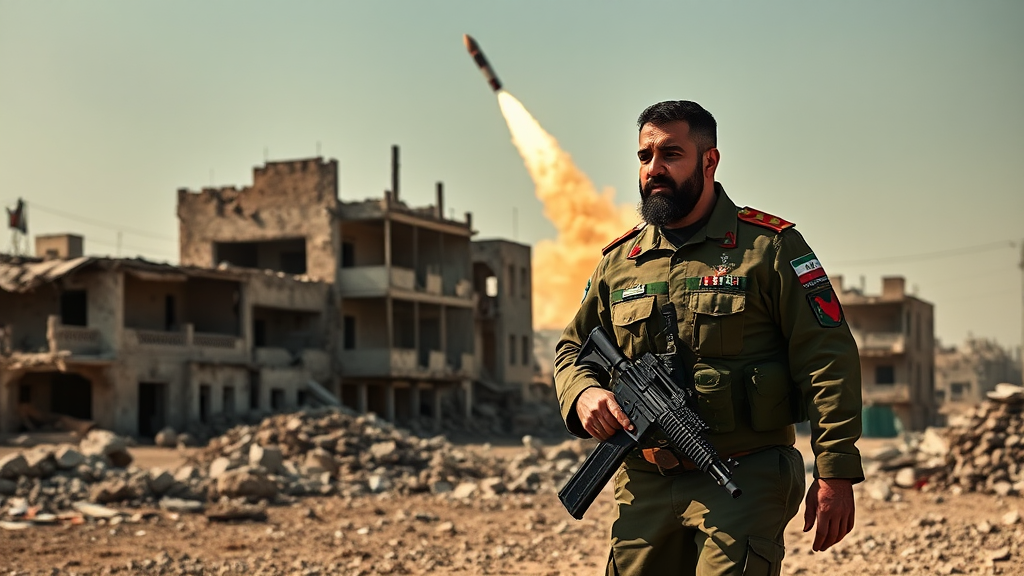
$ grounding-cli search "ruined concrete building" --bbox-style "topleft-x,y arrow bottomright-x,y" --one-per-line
935,337 -> 1022,406
176,154 -> 531,430
0,235 -> 330,436
1,154 -> 535,438
837,275 -> 938,432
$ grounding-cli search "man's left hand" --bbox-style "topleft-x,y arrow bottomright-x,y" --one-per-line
802,478 -> 855,552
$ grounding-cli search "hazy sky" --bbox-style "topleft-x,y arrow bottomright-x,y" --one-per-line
1,1 -> 1022,349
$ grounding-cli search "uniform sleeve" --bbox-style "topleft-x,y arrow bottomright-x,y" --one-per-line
553,259 -> 613,438
770,230 -> 864,482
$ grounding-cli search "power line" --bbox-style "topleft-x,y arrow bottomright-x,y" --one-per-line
25,201 -> 176,242
833,240 -> 1016,266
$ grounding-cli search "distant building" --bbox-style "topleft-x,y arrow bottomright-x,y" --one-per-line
935,337 -> 1022,406
0,256 -> 330,436
837,276 -> 937,432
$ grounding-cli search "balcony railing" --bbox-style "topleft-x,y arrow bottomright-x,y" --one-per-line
853,331 -> 905,355
127,324 -> 244,352
47,316 -> 103,356
340,348 -> 475,379
864,382 -> 911,404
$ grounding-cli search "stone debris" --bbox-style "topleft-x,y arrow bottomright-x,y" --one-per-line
866,384 -> 1024,498
0,406 -> 595,528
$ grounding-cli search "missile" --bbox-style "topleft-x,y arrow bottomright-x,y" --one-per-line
463,34 -> 502,92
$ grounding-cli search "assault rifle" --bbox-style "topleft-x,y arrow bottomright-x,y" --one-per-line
558,326 -> 741,520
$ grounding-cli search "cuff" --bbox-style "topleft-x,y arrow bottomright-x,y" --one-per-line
814,452 -> 864,483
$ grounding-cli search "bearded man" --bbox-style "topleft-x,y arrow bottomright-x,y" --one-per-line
554,100 -> 864,576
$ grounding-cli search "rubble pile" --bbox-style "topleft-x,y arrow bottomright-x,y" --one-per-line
0,407 -> 596,525
932,384 -> 1024,496
864,383 -> 1024,500
189,407 -> 593,499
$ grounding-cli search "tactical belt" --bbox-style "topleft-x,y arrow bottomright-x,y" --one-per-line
640,446 -> 765,476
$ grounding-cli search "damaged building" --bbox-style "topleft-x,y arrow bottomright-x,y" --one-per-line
837,275 -> 938,434
0,235 -> 331,437
2,153 -> 536,437
176,153 -> 533,431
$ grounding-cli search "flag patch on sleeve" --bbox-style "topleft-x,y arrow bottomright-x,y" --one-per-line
807,286 -> 844,328
790,252 -> 829,288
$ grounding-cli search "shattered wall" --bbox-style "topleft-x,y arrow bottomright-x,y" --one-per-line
177,158 -> 341,283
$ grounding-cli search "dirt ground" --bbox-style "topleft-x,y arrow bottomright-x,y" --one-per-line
1,437 -> 1022,575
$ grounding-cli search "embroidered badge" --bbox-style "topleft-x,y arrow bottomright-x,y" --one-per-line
719,231 -> 737,249
714,254 -> 735,277
627,245 -> 642,259
807,286 -> 843,328
581,278 -> 591,303
611,282 -> 668,303
622,285 -> 646,299
790,252 -> 830,289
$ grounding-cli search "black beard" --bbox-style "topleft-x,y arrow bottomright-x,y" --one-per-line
638,165 -> 704,227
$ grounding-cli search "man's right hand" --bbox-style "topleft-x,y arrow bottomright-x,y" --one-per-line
574,387 -> 634,441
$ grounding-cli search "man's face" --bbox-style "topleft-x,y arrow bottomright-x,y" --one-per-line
637,120 -> 705,226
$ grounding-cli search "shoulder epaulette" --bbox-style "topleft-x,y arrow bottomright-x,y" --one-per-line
602,223 -> 645,255
737,207 -> 794,233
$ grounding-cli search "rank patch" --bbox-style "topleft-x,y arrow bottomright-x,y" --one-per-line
790,252 -> 829,288
807,286 -> 843,328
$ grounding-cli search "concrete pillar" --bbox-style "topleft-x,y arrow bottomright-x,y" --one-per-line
357,383 -> 369,414
0,369 -> 23,434
432,385 -> 443,432
409,383 -> 421,421
461,379 -> 472,421
385,382 -> 396,422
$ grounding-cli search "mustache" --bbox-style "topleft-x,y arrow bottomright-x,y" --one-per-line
642,176 -> 676,195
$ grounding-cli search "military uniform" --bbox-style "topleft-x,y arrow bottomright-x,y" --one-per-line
554,183 -> 863,576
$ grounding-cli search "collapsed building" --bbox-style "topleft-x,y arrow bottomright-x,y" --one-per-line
0,238 -> 330,437
1,153 -> 538,437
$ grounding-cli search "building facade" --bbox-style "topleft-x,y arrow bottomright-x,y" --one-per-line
837,275 -> 937,432
0,253 -> 330,436
935,337 -> 1022,407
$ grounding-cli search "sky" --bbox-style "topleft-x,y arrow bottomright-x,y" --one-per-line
1,1 -> 1022,350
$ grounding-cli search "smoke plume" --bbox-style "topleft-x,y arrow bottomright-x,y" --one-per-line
497,92 -> 637,331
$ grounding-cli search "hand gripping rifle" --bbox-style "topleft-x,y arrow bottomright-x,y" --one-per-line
557,326 -> 742,520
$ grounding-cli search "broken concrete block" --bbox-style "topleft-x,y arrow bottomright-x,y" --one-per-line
89,479 -> 137,504
147,470 -> 176,495
216,468 -> 277,501
54,446 -> 85,469
154,427 -> 177,448
248,445 -> 283,474
79,430 -> 133,468
0,453 -> 29,479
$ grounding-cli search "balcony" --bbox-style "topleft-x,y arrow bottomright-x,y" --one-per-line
47,316 -> 104,356
339,348 -> 476,380
864,382 -> 911,404
337,266 -> 473,301
125,324 -> 245,359
853,331 -> 905,356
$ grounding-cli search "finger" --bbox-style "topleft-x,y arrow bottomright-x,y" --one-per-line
802,494 -> 817,533
607,402 -> 634,431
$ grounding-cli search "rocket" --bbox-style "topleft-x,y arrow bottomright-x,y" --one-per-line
463,34 -> 502,92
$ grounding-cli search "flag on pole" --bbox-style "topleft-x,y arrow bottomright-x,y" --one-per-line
6,199 -> 27,234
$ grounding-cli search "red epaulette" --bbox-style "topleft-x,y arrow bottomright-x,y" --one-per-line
737,207 -> 794,233
602,223 -> 645,255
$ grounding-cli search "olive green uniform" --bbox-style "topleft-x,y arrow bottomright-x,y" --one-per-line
554,184 -> 863,575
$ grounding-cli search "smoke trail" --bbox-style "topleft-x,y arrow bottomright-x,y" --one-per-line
497,91 -> 638,330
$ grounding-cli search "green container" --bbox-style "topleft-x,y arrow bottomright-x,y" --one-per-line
861,405 -> 899,438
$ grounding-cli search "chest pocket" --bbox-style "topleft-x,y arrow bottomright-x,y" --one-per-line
611,295 -> 657,360
691,291 -> 746,357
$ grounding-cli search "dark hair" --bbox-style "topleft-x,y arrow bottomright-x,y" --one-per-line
637,101 -> 717,154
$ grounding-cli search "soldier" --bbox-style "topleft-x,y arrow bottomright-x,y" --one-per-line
554,100 -> 863,575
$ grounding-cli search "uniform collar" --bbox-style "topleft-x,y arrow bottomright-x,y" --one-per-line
626,182 -> 738,259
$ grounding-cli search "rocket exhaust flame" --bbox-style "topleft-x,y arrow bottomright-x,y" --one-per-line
497,92 -> 638,330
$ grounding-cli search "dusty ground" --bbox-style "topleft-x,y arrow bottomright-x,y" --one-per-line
1,437 -> 1022,575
